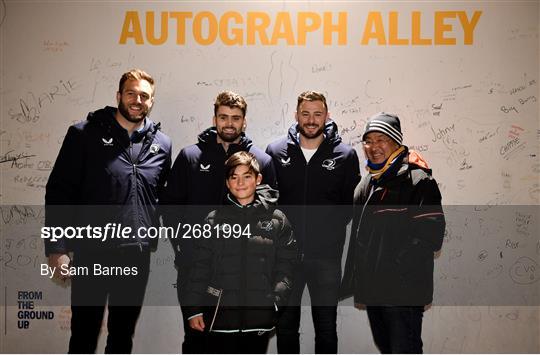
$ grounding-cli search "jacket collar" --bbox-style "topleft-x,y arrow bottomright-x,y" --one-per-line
197,127 -> 253,151
286,119 -> 342,148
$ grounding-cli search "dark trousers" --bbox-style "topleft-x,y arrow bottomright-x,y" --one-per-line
180,306 -> 207,353
68,248 -> 150,354
177,265 -> 207,354
207,332 -> 270,354
277,258 -> 341,354
366,306 -> 424,354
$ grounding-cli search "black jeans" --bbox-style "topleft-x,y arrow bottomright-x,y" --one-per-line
176,264 -> 207,354
277,258 -> 341,354
68,248 -> 150,354
366,306 -> 424,354
180,306 -> 207,353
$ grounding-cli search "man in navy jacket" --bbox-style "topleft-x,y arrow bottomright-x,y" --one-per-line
161,91 -> 276,353
45,69 -> 172,353
266,91 -> 360,353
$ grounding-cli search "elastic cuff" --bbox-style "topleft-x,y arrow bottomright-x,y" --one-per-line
187,313 -> 203,320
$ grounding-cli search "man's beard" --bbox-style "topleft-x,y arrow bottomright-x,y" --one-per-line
118,100 -> 148,123
298,123 -> 324,139
217,128 -> 241,143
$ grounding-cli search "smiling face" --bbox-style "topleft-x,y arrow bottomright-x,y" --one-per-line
213,105 -> 245,144
363,132 -> 400,164
295,99 -> 328,140
116,79 -> 154,124
226,164 -> 262,205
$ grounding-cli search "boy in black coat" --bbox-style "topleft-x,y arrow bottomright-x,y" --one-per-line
185,151 -> 297,354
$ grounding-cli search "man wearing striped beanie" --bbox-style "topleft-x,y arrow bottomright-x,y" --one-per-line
341,112 -> 446,353
361,113 -> 406,180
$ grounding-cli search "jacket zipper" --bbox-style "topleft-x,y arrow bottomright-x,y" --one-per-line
299,143 -> 319,262
300,155 -> 309,262
131,130 -> 156,251
129,141 -> 142,251
219,145 -> 231,203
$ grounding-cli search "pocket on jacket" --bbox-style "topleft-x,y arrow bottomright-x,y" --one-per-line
396,239 -> 433,281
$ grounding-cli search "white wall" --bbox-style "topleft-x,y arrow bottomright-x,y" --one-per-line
1,1 -> 538,353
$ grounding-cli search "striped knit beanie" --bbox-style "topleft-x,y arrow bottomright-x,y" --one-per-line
362,112 -> 403,145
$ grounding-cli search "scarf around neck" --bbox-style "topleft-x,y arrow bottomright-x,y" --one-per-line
367,145 -> 406,180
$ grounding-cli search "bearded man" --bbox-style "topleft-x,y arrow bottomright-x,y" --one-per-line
266,91 -> 360,353
161,91 -> 276,353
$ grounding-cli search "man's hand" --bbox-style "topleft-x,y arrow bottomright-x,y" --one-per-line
48,253 -> 71,281
188,315 -> 205,332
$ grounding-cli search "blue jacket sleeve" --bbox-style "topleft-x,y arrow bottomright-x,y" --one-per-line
340,148 -> 361,225
160,149 -> 189,253
261,155 -> 278,190
44,125 -> 85,256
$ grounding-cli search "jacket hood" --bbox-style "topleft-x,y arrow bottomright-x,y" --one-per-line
87,106 -> 159,137
226,184 -> 279,210
254,184 -> 279,208
407,150 -> 430,170
401,147 -> 433,175
287,119 -> 342,147
197,127 -> 253,150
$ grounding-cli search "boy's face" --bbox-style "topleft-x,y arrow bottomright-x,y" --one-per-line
226,164 -> 262,205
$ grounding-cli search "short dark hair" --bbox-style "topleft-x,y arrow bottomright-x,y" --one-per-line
118,69 -> 155,95
296,91 -> 328,111
225,151 -> 260,179
214,91 -> 247,117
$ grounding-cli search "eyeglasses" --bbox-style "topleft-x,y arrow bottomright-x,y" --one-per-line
361,138 -> 393,147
